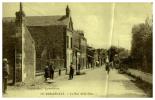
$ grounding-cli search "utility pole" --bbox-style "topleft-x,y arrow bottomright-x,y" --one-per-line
109,3 -> 115,48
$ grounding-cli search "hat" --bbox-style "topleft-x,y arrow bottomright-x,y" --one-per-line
3,58 -> 8,63
115,54 -> 118,56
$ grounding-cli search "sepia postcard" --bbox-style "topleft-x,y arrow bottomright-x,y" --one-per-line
2,2 -> 153,98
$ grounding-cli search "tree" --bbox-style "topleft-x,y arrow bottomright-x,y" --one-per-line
108,46 -> 118,62
108,46 -> 128,62
131,17 -> 152,73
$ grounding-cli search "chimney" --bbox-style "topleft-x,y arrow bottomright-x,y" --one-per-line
66,5 -> 70,17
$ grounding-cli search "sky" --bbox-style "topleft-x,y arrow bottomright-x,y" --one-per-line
3,3 -> 152,50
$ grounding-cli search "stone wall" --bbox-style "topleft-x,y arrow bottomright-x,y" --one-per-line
3,20 -> 16,83
3,19 -> 36,84
66,30 -> 73,73
22,24 -> 36,84
27,25 -> 66,71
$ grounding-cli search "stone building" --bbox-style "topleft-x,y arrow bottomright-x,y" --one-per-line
79,32 -> 87,69
72,31 -> 81,71
3,4 -> 75,83
25,5 -> 74,72
87,46 -> 95,68
3,3 -> 36,84
73,30 -> 87,71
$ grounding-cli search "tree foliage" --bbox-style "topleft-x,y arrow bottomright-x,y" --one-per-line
131,17 -> 152,73
108,46 -> 128,61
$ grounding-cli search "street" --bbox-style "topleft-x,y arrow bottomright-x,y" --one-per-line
4,66 -> 147,98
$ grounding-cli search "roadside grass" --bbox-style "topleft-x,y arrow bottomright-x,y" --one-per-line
125,71 -> 152,97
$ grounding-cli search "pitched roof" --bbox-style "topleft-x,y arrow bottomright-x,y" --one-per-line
3,17 -> 15,23
25,15 -> 69,26
3,15 -> 70,26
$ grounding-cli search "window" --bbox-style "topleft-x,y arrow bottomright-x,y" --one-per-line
66,36 -> 69,48
71,37 -> 72,48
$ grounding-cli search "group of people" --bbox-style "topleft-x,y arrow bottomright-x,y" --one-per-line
2,58 -> 76,94
2,56 -> 118,95
105,54 -> 121,74
44,62 -> 55,81
44,62 -> 76,81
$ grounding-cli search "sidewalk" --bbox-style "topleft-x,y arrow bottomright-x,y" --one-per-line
126,68 -> 152,84
107,69 -> 147,97
3,66 -> 103,97
5,67 -> 94,92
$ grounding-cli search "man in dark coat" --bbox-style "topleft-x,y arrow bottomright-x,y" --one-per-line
3,58 -> 9,94
69,62 -> 74,80
49,62 -> 55,80
106,63 -> 110,74
78,63 -> 81,73
44,65 -> 50,81
105,56 -> 110,74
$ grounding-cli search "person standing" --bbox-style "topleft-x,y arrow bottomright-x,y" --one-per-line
49,62 -> 55,80
105,56 -> 110,74
3,58 -> 9,94
78,63 -> 81,73
69,62 -> 74,80
114,54 -> 120,69
44,64 -> 50,81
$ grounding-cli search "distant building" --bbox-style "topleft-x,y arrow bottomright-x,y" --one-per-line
95,49 -> 106,66
87,46 -> 95,68
73,30 -> 87,71
72,31 -> 81,71
79,32 -> 87,69
94,50 -> 99,65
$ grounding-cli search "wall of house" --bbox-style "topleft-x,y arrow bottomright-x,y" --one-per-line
27,25 -> 66,71
3,20 -> 16,83
66,30 -> 73,73
87,47 -> 95,68
72,31 -> 80,70
22,24 -> 36,84
72,31 -> 80,49
80,37 -> 87,69
3,19 -> 36,84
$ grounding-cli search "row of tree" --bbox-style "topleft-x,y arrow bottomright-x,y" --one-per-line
106,17 -> 152,74
131,17 -> 153,73
108,46 -> 129,61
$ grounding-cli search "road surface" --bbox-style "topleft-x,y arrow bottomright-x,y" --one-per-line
3,66 -> 147,97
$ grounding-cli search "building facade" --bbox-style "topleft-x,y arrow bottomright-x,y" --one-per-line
87,46 -> 95,68
25,5 -> 74,72
73,30 -> 87,71
3,3 -> 36,84
3,4 -> 75,83
79,32 -> 87,69
72,31 -> 81,71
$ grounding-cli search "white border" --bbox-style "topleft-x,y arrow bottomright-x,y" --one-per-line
0,0 -> 154,100
1,0 -> 154,3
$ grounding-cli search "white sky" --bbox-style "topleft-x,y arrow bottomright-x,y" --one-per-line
3,3 -> 152,50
